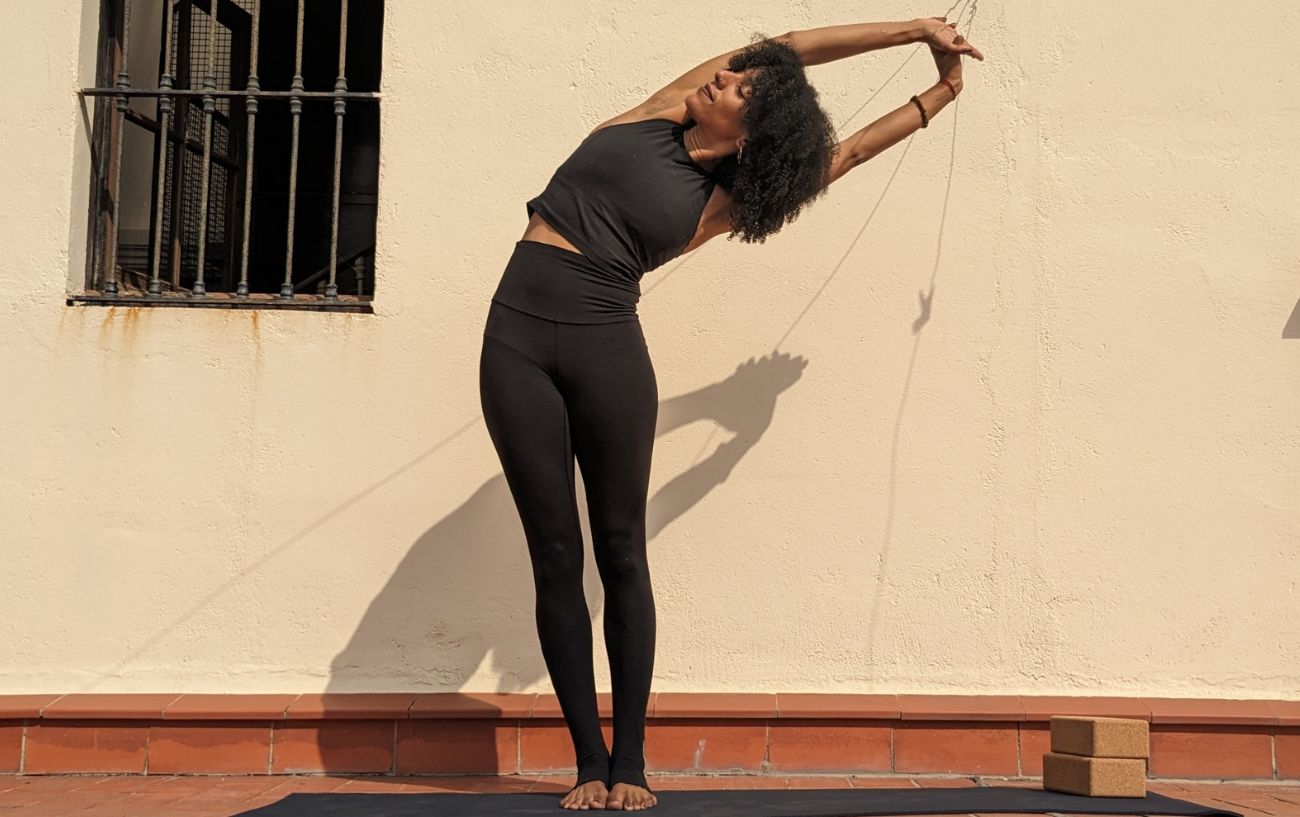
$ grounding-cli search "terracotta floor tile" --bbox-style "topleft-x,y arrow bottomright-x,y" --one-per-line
767,719 -> 891,773
394,719 -> 517,775
393,774 -> 539,794
522,773 -> 577,793
73,791 -> 192,815
1018,724 -> 1050,776
326,776 -> 406,792
90,776 -> 180,797
1268,701 -> 1300,727
0,694 -> 64,718
40,694 -> 181,720
643,719 -> 767,771
783,775 -> 854,788
897,695 -> 1025,722
1150,725 -> 1273,778
24,721 -> 149,774
1017,696 -> 1151,722
518,719 -> 612,772
4,792 -> 117,810
162,693 -> 300,720
660,774 -> 788,790
272,719 -> 396,774
285,693 -> 417,720
1269,787 -> 1300,806
897,776 -> 980,787
409,691 -> 535,719
847,775 -> 922,788
645,774 -> 751,790
161,775 -> 293,799
144,773 -> 280,794
0,723 -> 21,773
147,722 -> 272,774
654,692 -> 777,718
1144,697 -> 1281,726
895,723 -> 1019,775
530,692 -> 615,718
238,774 -> 353,793
0,774 -> 109,792
1206,789 -> 1300,815
1277,728 -> 1300,779
774,693 -> 900,719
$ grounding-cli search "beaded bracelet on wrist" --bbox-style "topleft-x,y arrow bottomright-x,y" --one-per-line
910,95 -> 929,128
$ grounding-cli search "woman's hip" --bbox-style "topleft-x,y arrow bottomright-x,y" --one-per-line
490,240 -> 641,324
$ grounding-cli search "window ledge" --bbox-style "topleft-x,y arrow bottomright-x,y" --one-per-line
68,292 -> 374,314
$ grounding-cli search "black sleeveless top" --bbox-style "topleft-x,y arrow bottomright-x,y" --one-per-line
527,118 -> 718,284
491,117 -> 718,323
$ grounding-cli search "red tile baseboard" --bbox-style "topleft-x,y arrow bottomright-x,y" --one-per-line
0,694 -> 1295,780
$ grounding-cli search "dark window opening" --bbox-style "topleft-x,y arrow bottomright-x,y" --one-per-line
80,0 -> 383,309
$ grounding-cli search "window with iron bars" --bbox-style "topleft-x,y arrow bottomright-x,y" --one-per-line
78,0 -> 383,312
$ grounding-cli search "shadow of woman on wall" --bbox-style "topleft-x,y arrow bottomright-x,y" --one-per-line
328,349 -> 807,703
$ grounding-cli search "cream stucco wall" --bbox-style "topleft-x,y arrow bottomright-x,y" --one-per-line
1,1 -> 1297,698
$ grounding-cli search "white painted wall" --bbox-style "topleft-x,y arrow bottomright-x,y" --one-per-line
1,0 -> 1296,698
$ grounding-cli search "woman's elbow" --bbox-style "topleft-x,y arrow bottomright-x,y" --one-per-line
772,30 -> 802,54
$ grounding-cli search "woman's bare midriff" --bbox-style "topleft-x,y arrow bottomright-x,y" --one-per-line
521,212 -> 585,256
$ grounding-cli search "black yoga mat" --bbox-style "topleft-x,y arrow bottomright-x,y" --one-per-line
235,785 -> 1241,816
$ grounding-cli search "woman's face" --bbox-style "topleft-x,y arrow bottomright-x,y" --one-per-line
684,67 -> 756,152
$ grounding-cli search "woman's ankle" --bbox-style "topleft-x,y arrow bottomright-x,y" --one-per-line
608,760 -> 650,791
575,752 -> 611,787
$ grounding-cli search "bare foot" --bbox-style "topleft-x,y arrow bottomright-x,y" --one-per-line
560,779 -> 608,810
605,781 -> 656,810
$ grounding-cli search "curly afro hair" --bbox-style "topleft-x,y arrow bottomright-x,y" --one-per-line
706,38 -> 838,244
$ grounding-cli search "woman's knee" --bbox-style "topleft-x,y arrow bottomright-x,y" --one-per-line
593,529 -> 650,586
527,537 -> 585,590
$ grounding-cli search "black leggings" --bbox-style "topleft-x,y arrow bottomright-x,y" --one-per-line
478,297 -> 658,791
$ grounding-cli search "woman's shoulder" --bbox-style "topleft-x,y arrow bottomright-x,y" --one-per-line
589,101 -> 688,136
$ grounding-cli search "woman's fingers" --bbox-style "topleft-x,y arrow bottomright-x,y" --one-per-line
945,36 -> 985,61
925,17 -> 986,60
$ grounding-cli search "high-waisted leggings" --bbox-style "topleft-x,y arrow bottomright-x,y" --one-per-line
478,250 -> 657,790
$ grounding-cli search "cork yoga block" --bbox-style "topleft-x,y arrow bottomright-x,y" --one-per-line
1049,715 -> 1150,758
1042,751 -> 1147,798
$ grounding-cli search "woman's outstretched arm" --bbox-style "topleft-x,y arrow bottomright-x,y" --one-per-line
824,48 -> 966,187
777,18 -> 984,66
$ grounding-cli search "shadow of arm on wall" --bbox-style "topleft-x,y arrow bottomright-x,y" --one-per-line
648,351 -> 808,538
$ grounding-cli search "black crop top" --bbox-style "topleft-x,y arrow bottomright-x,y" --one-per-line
526,118 -> 718,285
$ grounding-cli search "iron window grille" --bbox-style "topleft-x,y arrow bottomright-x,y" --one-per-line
77,0 -> 383,311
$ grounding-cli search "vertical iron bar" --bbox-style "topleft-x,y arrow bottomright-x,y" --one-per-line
192,0 -> 219,295
236,0 -> 262,297
167,0 -> 193,289
281,0 -> 305,298
90,3 -> 113,293
148,0 -> 177,295
325,0 -> 349,300
105,0 -> 133,296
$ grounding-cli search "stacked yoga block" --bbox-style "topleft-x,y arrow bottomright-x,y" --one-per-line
1042,716 -> 1150,798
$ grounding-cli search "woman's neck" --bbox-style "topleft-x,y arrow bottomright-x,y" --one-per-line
683,124 -> 728,171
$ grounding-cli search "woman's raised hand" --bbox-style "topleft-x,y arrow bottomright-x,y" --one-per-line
920,16 -> 984,61
931,39 -> 964,91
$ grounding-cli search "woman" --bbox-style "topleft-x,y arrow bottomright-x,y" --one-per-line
479,16 -> 983,811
